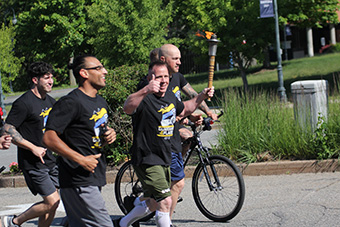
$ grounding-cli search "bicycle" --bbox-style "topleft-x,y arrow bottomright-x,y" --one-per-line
114,112 -> 245,222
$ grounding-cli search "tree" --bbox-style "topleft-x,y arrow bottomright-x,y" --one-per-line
0,24 -> 23,92
177,0 -> 275,92
279,0 -> 339,28
86,0 -> 175,67
174,0 -> 340,92
14,0 -> 92,84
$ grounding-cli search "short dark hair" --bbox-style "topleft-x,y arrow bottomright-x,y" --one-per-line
148,60 -> 169,77
68,54 -> 95,83
148,60 -> 167,70
149,48 -> 160,63
28,62 -> 54,79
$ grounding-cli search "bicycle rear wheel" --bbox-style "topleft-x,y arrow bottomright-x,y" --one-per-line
192,155 -> 245,222
114,161 -> 155,221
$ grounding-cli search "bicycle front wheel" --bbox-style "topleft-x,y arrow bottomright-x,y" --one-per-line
192,155 -> 245,222
114,160 -> 140,215
114,161 -> 155,221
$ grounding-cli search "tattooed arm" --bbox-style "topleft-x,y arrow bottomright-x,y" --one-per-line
3,123 -> 46,163
181,83 -> 218,120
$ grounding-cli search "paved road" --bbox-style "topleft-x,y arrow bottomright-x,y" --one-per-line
1,172 -> 340,226
3,88 -> 74,106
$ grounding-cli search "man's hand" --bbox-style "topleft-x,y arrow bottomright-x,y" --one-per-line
176,116 -> 189,125
207,111 -> 218,121
189,114 -> 203,127
0,135 -> 11,150
32,146 -> 46,164
80,153 -> 101,173
201,86 -> 215,99
103,126 -> 117,145
146,74 -> 160,94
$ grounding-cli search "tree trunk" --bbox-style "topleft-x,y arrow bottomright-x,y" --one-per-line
240,68 -> 248,93
262,47 -> 272,69
234,53 -> 249,93
69,57 -> 76,86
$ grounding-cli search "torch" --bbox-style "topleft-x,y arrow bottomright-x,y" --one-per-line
207,33 -> 220,101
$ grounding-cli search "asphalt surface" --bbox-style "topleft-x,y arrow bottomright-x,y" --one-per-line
1,172 -> 340,226
2,88 -> 340,226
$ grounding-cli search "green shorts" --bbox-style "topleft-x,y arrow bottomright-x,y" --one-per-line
134,164 -> 171,202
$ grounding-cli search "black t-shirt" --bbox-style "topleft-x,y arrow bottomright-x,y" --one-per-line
6,90 -> 56,170
130,90 -> 184,166
136,72 -> 188,153
45,88 -> 109,188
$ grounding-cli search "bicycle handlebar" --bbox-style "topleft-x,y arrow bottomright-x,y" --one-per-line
203,111 -> 224,131
179,111 -> 224,131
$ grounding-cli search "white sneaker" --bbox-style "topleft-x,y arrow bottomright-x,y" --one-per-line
133,196 -> 142,206
2,215 -> 19,227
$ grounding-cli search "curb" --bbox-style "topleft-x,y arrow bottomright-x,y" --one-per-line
1,159 -> 339,188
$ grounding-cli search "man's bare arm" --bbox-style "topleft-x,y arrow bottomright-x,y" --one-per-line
182,83 -> 218,120
43,130 -> 101,173
3,123 -> 23,144
179,87 -> 214,118
3,123 -> 46,163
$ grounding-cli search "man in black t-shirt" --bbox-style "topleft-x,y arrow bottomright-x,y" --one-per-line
43,55 -> 117,227
2,62 -> 60,227
136,44 -> 218,224
114,61 -> 214,227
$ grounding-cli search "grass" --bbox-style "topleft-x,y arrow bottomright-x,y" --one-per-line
187,52 -> 340,101
186,52 -> 340,163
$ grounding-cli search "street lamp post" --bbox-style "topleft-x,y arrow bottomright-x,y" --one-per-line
273,0 -> 287,102
0,8 -> 18,116
207,34 -> 220,101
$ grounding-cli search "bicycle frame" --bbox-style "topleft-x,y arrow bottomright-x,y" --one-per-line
182,118 -> 223,192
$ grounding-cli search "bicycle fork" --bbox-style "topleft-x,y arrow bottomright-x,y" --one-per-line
196,147 -> 223,192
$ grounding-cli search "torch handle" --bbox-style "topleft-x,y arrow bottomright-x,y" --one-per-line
207,55 -> 216,101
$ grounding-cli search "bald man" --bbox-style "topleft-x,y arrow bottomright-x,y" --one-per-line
158,44 -> 218,223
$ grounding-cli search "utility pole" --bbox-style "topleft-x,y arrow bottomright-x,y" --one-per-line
273,0 -> 287,102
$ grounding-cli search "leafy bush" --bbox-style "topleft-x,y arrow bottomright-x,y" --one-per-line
99,64 -> 148,165
216,88 -> 340,163
329,43 -> 340,53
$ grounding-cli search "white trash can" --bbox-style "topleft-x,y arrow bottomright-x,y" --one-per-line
291,80 -> 328,132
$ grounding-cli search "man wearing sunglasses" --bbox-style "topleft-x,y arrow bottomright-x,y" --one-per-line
43,55 -> 117,227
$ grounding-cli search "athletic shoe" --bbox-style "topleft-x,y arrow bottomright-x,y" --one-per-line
2,215 -> 20,227
113,217 -> 121,227
133,195 -> 142,206
132,221 -> 140,227
123,195 -> 136,213
177,196 -> 183,203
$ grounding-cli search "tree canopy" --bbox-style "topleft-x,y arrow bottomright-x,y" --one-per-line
86,0 -> 175,67
0,24 -> 23,92
1,0 -> 339,92
15,0 -> 91,69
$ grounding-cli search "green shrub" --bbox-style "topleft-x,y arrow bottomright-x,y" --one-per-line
99,64 -> 148,165
329,43 -> 340,53
216,88 -> 340,163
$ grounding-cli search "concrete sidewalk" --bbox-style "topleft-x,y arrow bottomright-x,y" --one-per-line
1,159 -> 339,188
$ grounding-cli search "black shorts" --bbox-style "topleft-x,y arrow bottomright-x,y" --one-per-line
22,165 -> 59,196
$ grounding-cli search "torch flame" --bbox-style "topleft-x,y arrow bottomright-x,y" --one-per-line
195,30 -> 215,40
